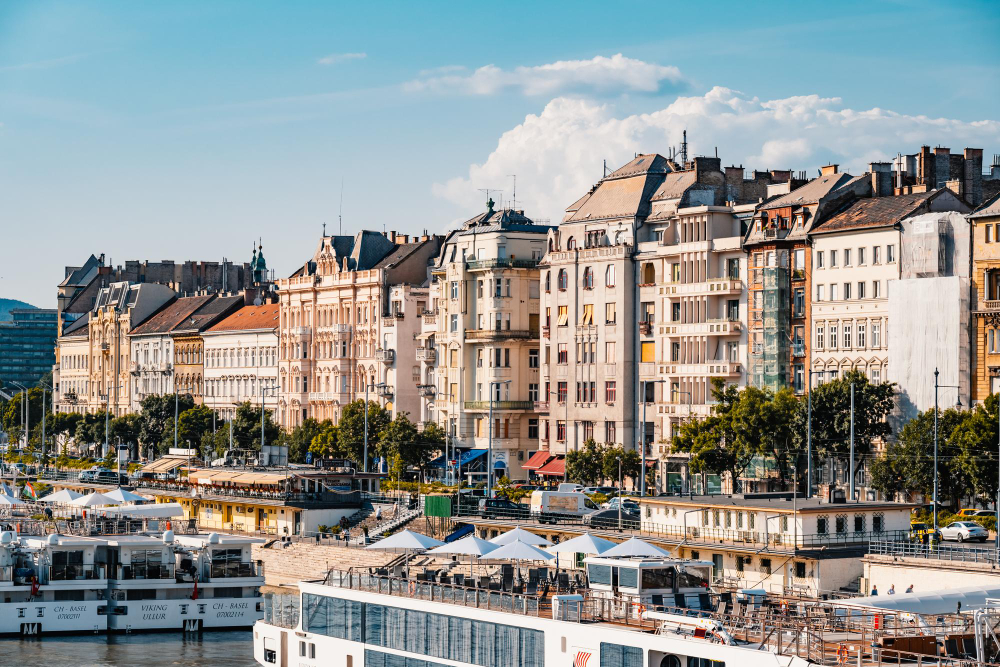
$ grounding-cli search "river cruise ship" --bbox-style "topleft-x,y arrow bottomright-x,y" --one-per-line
0,530 -> 264,635
253,552 -> 998,667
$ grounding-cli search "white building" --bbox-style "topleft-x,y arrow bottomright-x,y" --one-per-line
53,316 -> 91,415
202,303 -> 280,420
422,204 -> 549,481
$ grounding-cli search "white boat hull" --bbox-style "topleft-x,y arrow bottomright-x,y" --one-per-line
107,597 -> 263,632
0,600 -> 106,635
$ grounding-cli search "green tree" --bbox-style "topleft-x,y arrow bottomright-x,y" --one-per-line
1,386 -> 46,444
74,410 -> 111,454
283,418 -> 327,463
138,394 -> 195,455
887,405 -> 969,508
672,380 -> 799,492
801,369 -> 895,462
309,421 -> 340,457
379,412 -> 439,475
229,401 -> 280,450
566,438 -> 604,485
603,445 -> 641,489
335,400 -> 390,467
949,394 -> 1000,505
110,413 -> 142,457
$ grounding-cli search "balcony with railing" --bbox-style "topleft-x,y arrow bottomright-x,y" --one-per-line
415,347 -> 436,362
47,563 -> 103,583
463,400 -> 534,411
466,258 -> 540,271
207,560 -> 262,580
289,327 -> 312,338
465,329 -> 535,341
638,321 -> 652,335
374,349 -> 395,364
118,562 -> 175,581
533,401 -> 549,412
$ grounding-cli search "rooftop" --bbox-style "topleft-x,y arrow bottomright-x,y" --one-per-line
813,191 -> 935,234
129,295 -> 214,336
206,303 -> 280,333
761,171 -> 856,210
641,493 -> 918,513
970,191 -> 1000,220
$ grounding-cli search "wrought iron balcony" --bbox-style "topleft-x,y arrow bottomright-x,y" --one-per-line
463,400 -> 534,411
374,349 -> 395,364
465,258 -> 540,271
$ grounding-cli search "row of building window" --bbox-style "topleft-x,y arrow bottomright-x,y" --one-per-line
206,347 -> 277,368
814,321 -> 883,350
544,265 -> 617,292
815,281 -> 882,301
815,244 -> 895,269
285,303 -> 377,328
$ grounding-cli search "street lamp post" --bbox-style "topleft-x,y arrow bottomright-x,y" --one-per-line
639,379 -> 666,497
617,455 -> 623,530
40,381 -> 51,466
488,380 -> 511,497
363,379 -> 370,473
11,382 -> 27,451
932,368 -> 962,532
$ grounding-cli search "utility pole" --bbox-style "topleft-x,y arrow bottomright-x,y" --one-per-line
363,380 -> 369,473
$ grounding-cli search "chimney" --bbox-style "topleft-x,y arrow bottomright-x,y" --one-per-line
820,164 -> 839,176
389,231 -> 397,243
399,234 -> 409,244
964,148 -> 984,207
918,146 -> 934,186
693,156 -> 721,178
869,162 -> 892,198
933,147 -> 951,189
725,166 -> 743,187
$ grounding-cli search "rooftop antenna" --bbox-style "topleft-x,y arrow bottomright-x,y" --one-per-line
681,129 -> 688,165
507,174 -> 516,210
477,188 -> 502,214
338,177 -> 344,236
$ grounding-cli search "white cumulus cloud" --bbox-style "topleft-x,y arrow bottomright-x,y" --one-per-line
405,53 -> 684,97
433,86 -> 1000,222
317,52 -> 367,66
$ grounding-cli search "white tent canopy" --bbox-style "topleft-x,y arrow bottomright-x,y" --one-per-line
486,539 -> 554,562
0,494 -> 26,506
426,535 -> 498,557
38,489 -> 83,504
844,585 -> 1000,615
365,529 -> 444,552
489,527 -> 553,547
70,492 -> 121,507
600,537 -> 671,558
104,488 -> 149,504
547,532 -> 616,555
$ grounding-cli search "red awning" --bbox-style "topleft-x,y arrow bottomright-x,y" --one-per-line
522,451 -> 553,470
535,457 -> 566,477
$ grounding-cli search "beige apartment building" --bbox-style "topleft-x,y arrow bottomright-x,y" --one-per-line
53,317 -> 91,415
55,282 -> 175,425
420,204 -> 549,481
275,231 -> 442,430
203,303 -> 280,420
540,153 -> 772,488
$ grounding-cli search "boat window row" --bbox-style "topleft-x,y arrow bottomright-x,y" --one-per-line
365,649 -> 451,667
301,593 -> 543,667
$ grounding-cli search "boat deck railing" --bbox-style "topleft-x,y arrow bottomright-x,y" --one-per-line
870,538 -> 1000,564
323,569 -> 542,616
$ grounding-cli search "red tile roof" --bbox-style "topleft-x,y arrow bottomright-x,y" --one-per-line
206,303 -> 280,332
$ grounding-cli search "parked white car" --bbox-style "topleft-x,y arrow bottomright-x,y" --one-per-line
939,521 -> 989,543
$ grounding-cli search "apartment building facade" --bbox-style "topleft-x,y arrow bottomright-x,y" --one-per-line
53,317 -> 91,414
744,167 -> 870,393
421,205 -> 549,481
275,231 -> 442,429
968,194 -> 1000,401
203,303 -> 280,420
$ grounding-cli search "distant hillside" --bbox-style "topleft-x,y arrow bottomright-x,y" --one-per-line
0,298 -> 37,321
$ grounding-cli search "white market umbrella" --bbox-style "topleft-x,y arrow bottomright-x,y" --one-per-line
487,539 -> 554,561
0,494 -> 26,506
104,488 -> 149,504
70,492 -> 121,507
366,530 -> 444,578
0,483 -> 14,497
38,489 -> 83,504
547,532 -> 616,555
489,526 -> 553,547
600,536 -> 671,558
365,529 -> 444,552
427,535 -> 499,579
103,502 -> 184,519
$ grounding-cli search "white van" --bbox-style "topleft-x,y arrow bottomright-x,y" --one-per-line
530,490 -> 599,523
557,483 -> 584,493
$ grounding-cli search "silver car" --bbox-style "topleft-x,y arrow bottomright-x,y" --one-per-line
940,521 -> 989,543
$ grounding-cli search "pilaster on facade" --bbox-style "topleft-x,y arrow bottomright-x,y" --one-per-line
970,194 -> 1000,402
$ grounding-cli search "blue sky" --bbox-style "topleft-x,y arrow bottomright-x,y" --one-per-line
2,0 -> 999,307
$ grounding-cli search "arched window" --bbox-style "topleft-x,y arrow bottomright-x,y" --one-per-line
544,271 -> 551,292
606,264 -> 616,287
642,263 -> 656,284
567,237 -> 576,250
582,267 -> 594,290
557,269 -> 568,290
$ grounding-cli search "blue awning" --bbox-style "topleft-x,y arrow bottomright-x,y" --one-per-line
427,455 -> 446,469
459,449 -> 487,466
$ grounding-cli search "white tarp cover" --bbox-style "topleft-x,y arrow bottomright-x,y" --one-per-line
101,502 -> 184,518
843,584 -> 1000,614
